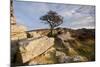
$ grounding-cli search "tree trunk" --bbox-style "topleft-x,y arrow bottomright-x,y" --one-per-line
48,21 -> 54,37
50,27 -> 54,36
51,27 -> 53,36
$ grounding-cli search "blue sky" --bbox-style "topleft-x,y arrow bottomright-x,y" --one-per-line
13,0 -> 95,30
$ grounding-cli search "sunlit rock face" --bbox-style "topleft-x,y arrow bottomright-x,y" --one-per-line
27,29 -> 50,38
10,12 -> 27,40
28,47 -> 57,65
10,20 -> 27,65
18,36 -> 54,63
11,24 -> 27,40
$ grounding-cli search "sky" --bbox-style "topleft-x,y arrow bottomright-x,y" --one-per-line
13,0 -> 95,30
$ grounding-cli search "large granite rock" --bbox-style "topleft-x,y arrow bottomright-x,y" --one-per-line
73,55 -> 88,62
18,36 -> 54,63
11,19 -> 27,40
28,47 -> 57,65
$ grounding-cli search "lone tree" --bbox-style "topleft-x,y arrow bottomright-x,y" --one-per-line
40,10 -> 63,36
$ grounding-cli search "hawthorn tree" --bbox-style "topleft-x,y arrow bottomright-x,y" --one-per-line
40,10 -> 63,36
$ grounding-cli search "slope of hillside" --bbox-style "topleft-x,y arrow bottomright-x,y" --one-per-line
11,27 -> 95,66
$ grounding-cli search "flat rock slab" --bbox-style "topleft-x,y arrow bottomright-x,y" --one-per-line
19,36 -> 54,63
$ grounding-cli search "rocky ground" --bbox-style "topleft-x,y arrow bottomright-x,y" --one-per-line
11,27 -> 95,66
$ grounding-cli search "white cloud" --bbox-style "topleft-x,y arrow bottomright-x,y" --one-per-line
59,5 -> 95,29
69,16 -> 95,29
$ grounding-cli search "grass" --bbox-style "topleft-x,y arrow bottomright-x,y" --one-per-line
75,39 -> 95,61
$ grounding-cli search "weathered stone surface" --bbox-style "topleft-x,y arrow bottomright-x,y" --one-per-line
58,55 -> 73,63
56,51 -> 66,57
11,33 -> 27,40
73,55 -> 88,62
11,25 -> 27,33
28,47 -> 57,65
56,31 -> 79,55
55,51 -> 72,63
11,16 -> 16,24
11,1 -> 27,40
18,36 -> 54,63
11,24 -> 27,40
55,51 -> 87,63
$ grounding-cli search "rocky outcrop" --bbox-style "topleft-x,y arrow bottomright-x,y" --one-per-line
55,51 -> 73,63
55,31 -> 88,62
11,0 -> 94,66
11,0 -> 28,65
11,24 -> 27,40
11,24 -> 27,65
10,0 -> 27,41
73,55 -> 88,62
56,32 -> 78,55
18,36 -> 54,63
28,47 -> 57,65
11,27 -> 94,66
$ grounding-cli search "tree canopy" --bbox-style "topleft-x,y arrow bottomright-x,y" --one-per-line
40,10 -> 63,36
40,10 -> 63,29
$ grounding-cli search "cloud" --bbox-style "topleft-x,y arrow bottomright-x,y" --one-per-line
70,16 -> 95,28
58,5 -> 95,29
